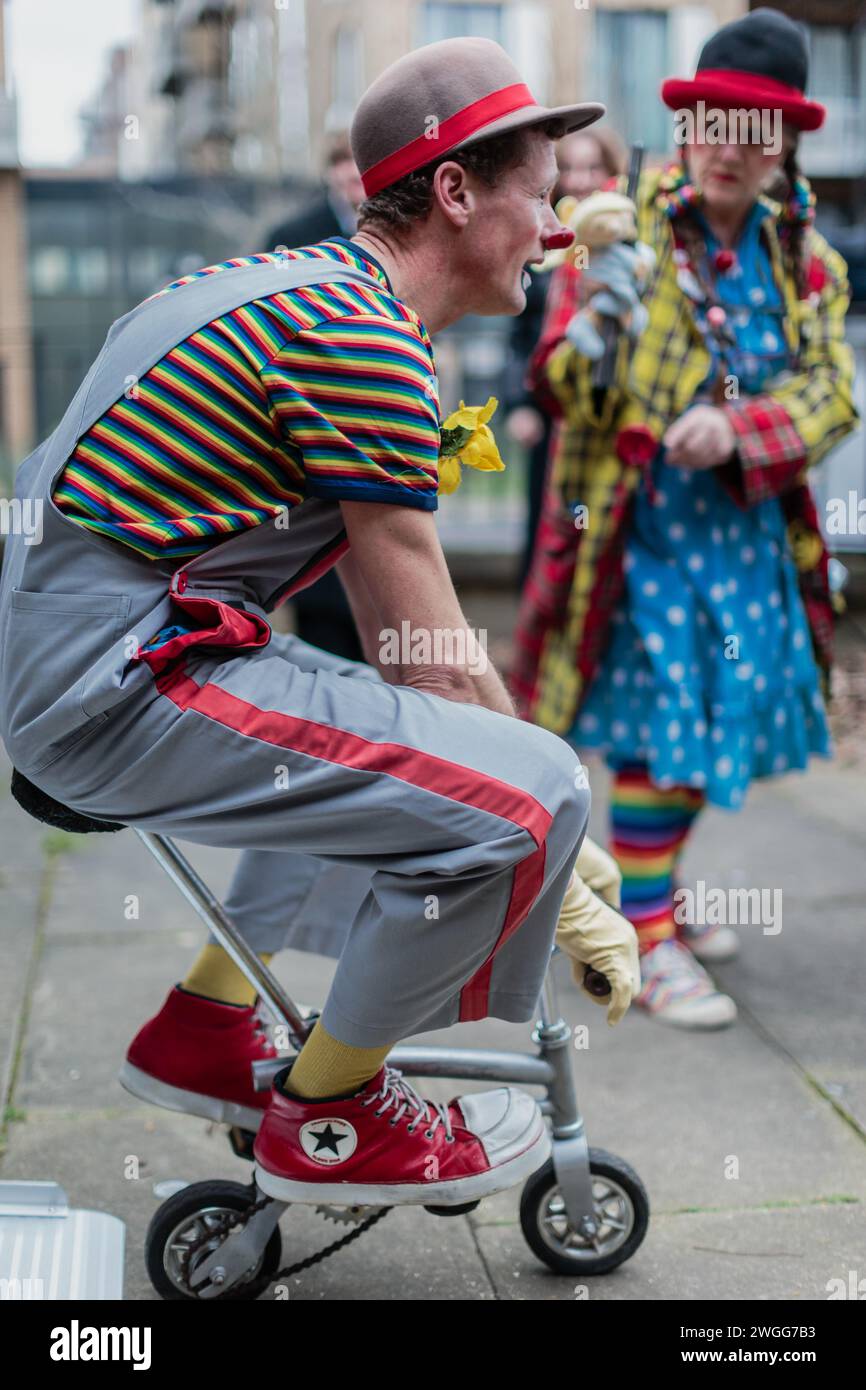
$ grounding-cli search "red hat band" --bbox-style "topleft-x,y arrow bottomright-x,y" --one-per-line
693,69 -> 812,106
661,67 -> 826,131
362,82 -> 537,197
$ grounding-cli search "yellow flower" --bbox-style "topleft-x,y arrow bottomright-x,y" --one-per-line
437,397 -> 504,495
443,396 -> 498,433
437,454 -> 463,495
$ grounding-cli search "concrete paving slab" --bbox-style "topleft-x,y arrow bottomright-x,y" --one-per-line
471,1199 -> 866,1301
15,937 -> 201,1111
679,779 -> 866,1136
41,829 -> 238,939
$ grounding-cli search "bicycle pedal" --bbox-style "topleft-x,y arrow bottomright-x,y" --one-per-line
227,1125 -> 257,1161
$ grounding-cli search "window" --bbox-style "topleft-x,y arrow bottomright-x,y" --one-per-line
30,248 -> 73,296
75,248 -> 110,295
593,8 -> 670,155
29,247 -> 111,298
808,24 -> 858,100
229,13 -> 267,108
127,247 -> 169,295
232,133 -> 265,173
328,25 -> 363,129
800,23 -> 866,176
419,3 -> 504,46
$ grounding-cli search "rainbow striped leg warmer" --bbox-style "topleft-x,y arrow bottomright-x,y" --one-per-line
608,761 -> 707,952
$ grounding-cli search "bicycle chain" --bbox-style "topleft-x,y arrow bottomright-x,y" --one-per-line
181,1193 -> 392,1298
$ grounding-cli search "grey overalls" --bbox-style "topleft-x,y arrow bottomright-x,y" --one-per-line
0,256 -> 590,1046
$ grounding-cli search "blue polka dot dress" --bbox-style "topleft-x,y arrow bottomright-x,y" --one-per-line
572,200 -> 832,810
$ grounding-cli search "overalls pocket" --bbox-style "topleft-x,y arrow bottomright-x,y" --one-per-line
3,589 -> 131,774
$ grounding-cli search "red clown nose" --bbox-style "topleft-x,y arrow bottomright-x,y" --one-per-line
543,227 -> 576,252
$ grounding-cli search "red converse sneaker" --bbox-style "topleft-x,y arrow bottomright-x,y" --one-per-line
253,1062 -> 550,1207
119,985 -> 278,1129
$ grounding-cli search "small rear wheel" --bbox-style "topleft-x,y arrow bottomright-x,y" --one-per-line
520,1148 -> 649,1276
145,1179 -> 282,1300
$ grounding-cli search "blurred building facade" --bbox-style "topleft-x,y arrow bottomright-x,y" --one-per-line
80,0 -> 305,180
77,1 -> 737,179
73,1 -> 744,180
76,1 -> 866,248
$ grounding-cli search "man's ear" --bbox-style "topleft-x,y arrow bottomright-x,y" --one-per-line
431,161 -> 475,228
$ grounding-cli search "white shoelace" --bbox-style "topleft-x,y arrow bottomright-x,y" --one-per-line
359,1065 -> 455,1143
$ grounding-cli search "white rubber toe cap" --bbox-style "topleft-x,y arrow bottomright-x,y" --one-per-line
455,1086 -> 544,1165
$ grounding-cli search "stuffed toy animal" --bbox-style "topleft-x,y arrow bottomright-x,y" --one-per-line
556,191 -> 656,361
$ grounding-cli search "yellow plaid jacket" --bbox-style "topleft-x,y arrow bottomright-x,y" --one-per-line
512,165 -> 859,735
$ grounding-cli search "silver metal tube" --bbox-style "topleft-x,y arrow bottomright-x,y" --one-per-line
539,948 -> 561,1027
252,1043 -> 556,1091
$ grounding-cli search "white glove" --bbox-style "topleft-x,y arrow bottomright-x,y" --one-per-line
555,838 -> 640,1026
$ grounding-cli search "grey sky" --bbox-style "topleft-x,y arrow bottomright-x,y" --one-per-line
7,0 -> 138,166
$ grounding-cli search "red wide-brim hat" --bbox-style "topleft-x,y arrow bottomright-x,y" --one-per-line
661,69 -> 825,132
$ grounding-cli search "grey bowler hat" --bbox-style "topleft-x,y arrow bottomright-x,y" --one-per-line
352,36 -> 605,197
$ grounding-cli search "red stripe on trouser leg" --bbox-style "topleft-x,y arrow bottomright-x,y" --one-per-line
156,667 -> 553,845
458,841 -> 547,1022
157,664 -> 555,1018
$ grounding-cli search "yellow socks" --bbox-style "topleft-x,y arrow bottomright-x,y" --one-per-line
181,943 -> 273,1009
182,946 -> 393,1099
280,1018 -> 392,1100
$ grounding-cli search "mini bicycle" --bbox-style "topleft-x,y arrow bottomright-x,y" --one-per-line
134,832 -> 649,1300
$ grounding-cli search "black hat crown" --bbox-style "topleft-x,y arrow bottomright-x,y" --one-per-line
697,7 -> 809,94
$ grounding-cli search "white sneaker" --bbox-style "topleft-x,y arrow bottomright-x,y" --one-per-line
637,938 -> 737,1030
681,921 -> 740,964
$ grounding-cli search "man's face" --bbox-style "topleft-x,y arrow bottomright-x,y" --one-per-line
450,133 -> 566,316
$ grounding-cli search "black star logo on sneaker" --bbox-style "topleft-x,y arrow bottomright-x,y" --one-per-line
309,1123 -> 348,1157
299,1116 -> 358,1164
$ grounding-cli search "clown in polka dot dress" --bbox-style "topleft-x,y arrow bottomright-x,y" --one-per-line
573,200 -> 832,809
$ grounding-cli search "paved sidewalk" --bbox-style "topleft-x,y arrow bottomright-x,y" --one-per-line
1,740 -> 864,1301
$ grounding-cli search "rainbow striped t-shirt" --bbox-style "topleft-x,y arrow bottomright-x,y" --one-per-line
51,239 -> 441,562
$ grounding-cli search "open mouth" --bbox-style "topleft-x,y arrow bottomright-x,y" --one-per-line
521,255 -> 545,289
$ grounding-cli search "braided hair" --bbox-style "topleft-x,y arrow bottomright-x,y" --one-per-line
770,139 -> 816,302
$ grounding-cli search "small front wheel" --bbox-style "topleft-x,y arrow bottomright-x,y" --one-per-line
145,1180 -> 282,1300
520,1149 -> 649,1276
